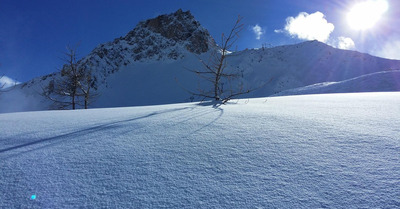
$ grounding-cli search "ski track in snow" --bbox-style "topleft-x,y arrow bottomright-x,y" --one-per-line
0,93 -> 399,208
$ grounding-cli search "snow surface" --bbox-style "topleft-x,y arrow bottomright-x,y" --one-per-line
275,70 -> 400,96
1,92 -> 399,208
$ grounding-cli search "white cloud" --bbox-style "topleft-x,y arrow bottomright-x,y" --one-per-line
251,24 -> 264,40
374,40 -> 400,60
277,11 -> 334,43
0,76 -> 20,89
327,36 -> 355,50
336,36 -> 355,50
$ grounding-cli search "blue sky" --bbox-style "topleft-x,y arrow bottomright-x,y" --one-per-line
1,0 -> 399,83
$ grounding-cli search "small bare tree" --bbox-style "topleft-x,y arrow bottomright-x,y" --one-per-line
42,46 -> 97,109
190,16 -> 249,103
78,66 -> 98,109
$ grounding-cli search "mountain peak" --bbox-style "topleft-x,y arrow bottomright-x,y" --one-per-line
71,9 -> 215,89
140,9 -> 197,40
123,9 -> 214,54
144,9 -> 196,36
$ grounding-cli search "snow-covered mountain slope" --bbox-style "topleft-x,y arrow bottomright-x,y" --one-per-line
274,70 -> 400,96
1,9 -> 400,113
76,8 -> 215,86
0,9 -> 217,112
234,41 -> 400,97
77,39 -> 400,108
1,93 -> 399,208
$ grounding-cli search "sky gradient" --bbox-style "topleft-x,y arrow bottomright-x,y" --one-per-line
1,0 -> 399,83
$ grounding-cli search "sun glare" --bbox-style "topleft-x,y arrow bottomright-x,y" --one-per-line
347,0 -> 388,30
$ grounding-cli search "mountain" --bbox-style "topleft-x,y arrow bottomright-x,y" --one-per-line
1,9 -> 400,113
234,41 -> 400,97
77,8 -> 215,86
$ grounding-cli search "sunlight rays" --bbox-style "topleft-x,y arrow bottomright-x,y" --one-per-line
347,0 -> 389,30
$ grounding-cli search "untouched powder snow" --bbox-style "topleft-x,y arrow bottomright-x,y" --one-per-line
1,93 -> 399,208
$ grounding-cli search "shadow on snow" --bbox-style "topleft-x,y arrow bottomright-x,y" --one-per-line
0,105 -> 224,158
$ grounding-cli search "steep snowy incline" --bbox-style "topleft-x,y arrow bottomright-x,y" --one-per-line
92,54 -> 210,108
1,92 -> 399,208
275,70 -> 400,96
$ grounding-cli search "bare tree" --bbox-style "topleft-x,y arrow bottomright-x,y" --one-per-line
42,46 -> 97,109
190,16 -> 249,103
78,66 -> 98,109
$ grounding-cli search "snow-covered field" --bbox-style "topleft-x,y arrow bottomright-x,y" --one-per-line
1,93 -> 399,208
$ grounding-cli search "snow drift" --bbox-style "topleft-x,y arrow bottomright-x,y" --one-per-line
1,93 -> 399,208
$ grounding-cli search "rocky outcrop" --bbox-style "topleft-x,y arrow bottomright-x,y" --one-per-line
123,9 -> 214,56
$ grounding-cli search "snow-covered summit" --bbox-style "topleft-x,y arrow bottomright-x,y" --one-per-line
89,9 -> 213,64
125,9 -> 214,54
75,9 -> 215,87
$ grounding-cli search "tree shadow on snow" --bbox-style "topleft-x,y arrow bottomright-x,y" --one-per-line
0,107 -> 193,158
195,100 -> 223,109
184,101 -> 224,136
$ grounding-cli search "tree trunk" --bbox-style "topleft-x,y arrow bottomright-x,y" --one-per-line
72,96 -> 75,109
214,74 -> 220,100
84,95 -> 88,109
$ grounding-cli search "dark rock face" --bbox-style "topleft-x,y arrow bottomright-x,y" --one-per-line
125,9 -> 214,54
144,10 -> 200,40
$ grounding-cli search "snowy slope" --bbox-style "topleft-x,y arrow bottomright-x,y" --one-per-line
0,9 -> 218,112
93,53 -> 212,108
275,70 -> 400,96
234,41 -> 400,96
1,10 -> 400,113
1,93 -> 399,208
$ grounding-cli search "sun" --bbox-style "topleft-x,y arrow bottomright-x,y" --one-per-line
347,0 -> 388,30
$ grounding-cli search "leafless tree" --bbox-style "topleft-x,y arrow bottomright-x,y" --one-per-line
189,16 -> 249,103
78,66 -> 98,109
42,46 -> 97,109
